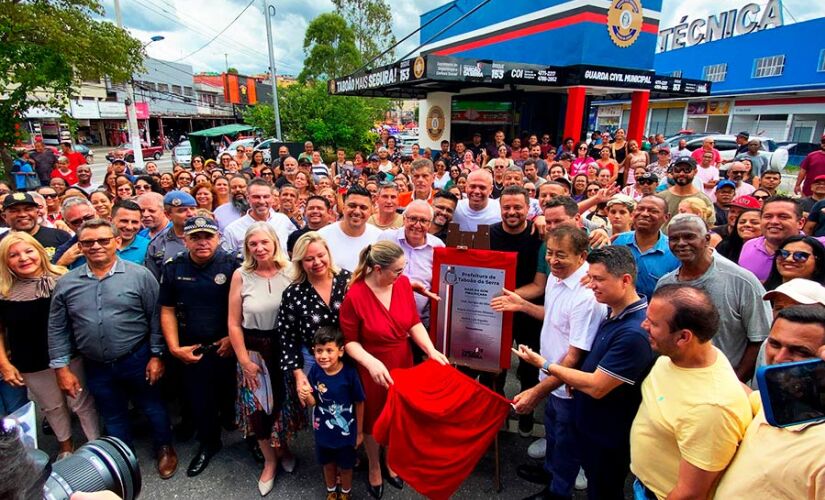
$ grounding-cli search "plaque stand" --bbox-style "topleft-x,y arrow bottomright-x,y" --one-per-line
445,222 -> 503,493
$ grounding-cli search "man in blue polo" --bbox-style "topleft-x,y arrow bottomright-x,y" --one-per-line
515,246 -> 654,499
612,195 -> 679,299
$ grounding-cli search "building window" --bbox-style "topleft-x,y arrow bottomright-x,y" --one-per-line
171,85 -> 182,95
818,49 -> 825,72
183,86 -> 194,96
753,55 -> 785,78
670,70 -> 682,78
702,64 -> 727,82
156,83 -> 169,92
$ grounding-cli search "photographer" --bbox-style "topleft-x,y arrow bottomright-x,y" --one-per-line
715,305 -> 825,498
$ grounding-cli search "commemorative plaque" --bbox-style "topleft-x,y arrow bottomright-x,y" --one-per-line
430,248 -> 516,372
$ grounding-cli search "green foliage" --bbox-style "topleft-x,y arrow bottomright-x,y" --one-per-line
298,13 -> 363,82
0,0 -> 143,169
276,82 -> 389,153
332,0 -> 397,66
242,103 -> 277,138
227,67 -> 239,75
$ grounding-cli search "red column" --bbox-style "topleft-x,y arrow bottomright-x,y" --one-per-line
563,86 -> 587,141
627,90 -> 650,145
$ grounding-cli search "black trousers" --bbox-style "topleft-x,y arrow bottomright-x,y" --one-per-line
181,351 -> 236,448
575,428 -> 630,500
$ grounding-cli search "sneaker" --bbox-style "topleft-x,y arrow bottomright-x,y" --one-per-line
527,438 -> 546,459
518,414 -> 534,437
575,467 -> 587,490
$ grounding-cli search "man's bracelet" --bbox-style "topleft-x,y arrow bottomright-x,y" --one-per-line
542,361 -> 551,374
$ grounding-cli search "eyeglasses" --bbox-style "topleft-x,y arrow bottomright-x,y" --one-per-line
193,159 -> 203,163
637,179 -> 656,185
135,184 -> 150,191
42,193 -> 59,199
78,237 -> 114,249
262,172 -> 274,177
68,213 -> 95,227
729,170 -> 746,176
753,194 -> 769,200
777,249 -> 813,263
578,146 -> 588,150
671,166 -> 694,174
405,216 -> 431,226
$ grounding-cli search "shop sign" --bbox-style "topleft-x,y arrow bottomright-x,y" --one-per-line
689,101 -> 731,115
653,76 -> 711,96
597,105 -> 623,117
568,65 -> 654,89
658,0 -> 783,52
134,102 -> 150,120
490,62 -> 561,85
69,100 -> 100,119
98,101 -> 126,118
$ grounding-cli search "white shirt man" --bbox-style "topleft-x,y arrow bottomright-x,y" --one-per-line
318,185 -> 382,271
222,180 -> 295,251
452,169 -> 501,231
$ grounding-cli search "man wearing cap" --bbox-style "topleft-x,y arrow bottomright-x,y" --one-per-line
0,192 -> 71,256
222,178 -> 295,252
632,171 -> 659,198
613,195 -> 679,299
799,174 -> 825,215
112,200 -> 151,264
714,303 -> 825,499
647,147 -> 672,180
733,131 -> 750,156
159,215 -> 240,477
605,194 -> 635,236
145,191 -> 198,280
110,158 -> 136,183
375,147 -> 397,177
794,134 -> 825,197
712,180 -> 737,226
656,158 -> 713,218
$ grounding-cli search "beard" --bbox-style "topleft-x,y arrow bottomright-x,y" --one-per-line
231,196 -> 250,214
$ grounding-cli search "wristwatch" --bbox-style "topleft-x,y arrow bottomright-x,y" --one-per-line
542,361 -> 551,375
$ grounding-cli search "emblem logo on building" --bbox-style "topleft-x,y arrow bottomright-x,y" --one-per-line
413,56 -> 426,79
425,106 -> 446,141
607,0 -> 643,48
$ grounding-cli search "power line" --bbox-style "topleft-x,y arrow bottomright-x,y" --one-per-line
397,0 -> 492,62
172,0 -> 258,62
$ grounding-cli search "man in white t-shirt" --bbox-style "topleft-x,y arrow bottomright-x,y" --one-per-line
452,169 -> 501,231
222,178 -> 295,252
318,185 -> 382,271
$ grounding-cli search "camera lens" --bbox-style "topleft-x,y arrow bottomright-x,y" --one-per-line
43,437 -> 141,500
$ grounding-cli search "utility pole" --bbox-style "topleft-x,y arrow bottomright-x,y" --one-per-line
225,53 -> 229,72
113,0 -> 145,169
263,1 -> 282,140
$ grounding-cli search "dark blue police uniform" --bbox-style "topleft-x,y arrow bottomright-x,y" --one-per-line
159,242 -> 242,453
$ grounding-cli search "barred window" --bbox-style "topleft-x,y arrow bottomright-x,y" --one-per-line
702,64 -> 727,82
753,55 -> 785,78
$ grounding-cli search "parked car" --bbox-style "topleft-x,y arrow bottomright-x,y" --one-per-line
397,134 -> 419,155
72,144 -> 94,161
219,138 -> 257,160
252,138 -> 280,163
173,141 -> 192,168
776,141 -> 819,168
663,133 -> 788,170
106,143 -> 163,163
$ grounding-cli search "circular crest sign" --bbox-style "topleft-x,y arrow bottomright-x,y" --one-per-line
426,106 -> 446,141
607,0 -> 643,48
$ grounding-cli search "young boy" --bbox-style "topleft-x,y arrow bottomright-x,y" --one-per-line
299,327 -> 365,500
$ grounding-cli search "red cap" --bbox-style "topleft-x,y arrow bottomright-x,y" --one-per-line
814,174 -> 825,182
730,195 -> 761,209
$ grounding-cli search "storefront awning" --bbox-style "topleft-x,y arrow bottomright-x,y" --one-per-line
188,123 -> 254,138
328,55 -> 712,100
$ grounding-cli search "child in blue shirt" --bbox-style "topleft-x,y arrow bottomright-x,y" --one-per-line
299,326 -> 365,500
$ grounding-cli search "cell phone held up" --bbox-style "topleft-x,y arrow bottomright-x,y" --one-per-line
193,343 -> 219,357
756,358 -> 825,428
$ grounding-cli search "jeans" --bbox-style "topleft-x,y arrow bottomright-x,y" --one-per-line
301,346 -> 316,375
0,379 -> 28,417
575,428 -> 630,500
83,344 -> 172,451
544,395 -> 581,498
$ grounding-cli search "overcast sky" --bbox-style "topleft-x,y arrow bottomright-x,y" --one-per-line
102,0 -> 825,77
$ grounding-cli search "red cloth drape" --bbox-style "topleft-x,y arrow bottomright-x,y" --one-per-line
373,360 -> 511,500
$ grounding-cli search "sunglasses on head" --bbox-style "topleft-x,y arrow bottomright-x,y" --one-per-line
777,249 -> 812,263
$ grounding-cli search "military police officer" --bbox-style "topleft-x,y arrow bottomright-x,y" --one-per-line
159,216 -> 241,477
145,191 -> 197,280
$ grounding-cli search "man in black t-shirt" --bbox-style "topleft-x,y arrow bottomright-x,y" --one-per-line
489,185 -> 544,437
1,192 -> 71,258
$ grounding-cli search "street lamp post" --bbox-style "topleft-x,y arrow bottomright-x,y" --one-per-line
126,35 -> 165,170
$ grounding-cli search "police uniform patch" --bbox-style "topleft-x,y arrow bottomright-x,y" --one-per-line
195,217 -> 207,227
214,273 -> 227,285
172,198 -> 182,206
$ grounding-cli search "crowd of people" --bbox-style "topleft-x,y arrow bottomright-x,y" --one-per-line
1,129 -> 824,500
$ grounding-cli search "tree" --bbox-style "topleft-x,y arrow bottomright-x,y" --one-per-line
274,82 -> 389,153
242,103 -> 277,138
0,0 -> 143,171
227,67 -> 239,75
332,0 -> 397,66
298,13 -> 363,82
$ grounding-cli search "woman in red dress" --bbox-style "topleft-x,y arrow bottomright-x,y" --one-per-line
340,241 -> 448,499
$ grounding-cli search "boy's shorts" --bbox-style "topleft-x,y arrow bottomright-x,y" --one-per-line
316,445 -> 357,469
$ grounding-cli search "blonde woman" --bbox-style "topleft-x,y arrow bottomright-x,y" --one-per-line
340,241 -> 449,498
227,222 -> 304,496
677,197 -> 715,228
277,232 -> 351,396
0,232 -> 99,457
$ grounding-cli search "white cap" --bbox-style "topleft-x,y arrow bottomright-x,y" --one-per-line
763,278 -> 825,306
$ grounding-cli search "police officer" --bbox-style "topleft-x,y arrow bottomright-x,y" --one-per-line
159,216 -> 241,477
145,191 -> 197,280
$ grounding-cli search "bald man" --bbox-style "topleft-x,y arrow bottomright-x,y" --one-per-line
452,169 -> 501,231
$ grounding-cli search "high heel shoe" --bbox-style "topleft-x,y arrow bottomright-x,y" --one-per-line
386,474 -> 404,490
258,477 -> 274,496
366,481 -> 383,499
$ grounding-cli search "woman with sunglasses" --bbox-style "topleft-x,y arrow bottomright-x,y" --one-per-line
134,175 -> 161,195
114,175 -> 135,201
174,170 -> 193,189
751,189 -> 771,203
585,182 -> 602,200
485,145 -> 514,169
444,165 -> 462,190
715,209 -> 762,262
764,235 -> 825,291
259,167 -> 275,184
190,156 -> 205,173
569,141 -> 596,178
